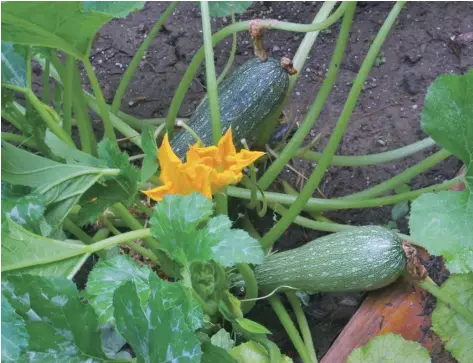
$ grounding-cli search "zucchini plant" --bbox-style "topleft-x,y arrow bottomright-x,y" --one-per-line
1,1 -> 472,363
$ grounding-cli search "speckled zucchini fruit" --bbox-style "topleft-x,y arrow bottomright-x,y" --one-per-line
255,226 -> 407,293
171,57 -> 290,159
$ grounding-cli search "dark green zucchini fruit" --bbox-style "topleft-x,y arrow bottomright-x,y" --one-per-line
171,57 -> 290,159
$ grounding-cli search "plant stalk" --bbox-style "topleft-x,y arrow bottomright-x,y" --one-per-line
63,55 -> 74,135
237,263 -> 258,314
260,1 -> 406,249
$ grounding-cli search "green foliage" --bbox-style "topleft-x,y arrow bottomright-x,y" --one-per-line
410,191 -> 473,273
82,1 -> 145,17
347,333 -> 431,363
2,219 -> 88,277
1,42 -> 27,89
85,255 -> 153,325
2,274 -> 111,361
1,1 -> 144,59
113,272 -> 203,363
230,341 -> 293,363
151,193 -> 264,269
77,138 -> 139,225
207,1 -> 253,17
421,70 -> 473,176
211,329 -> 235,349
1,182 -> 46,235
1,141 -> 118,235
140,124 -> 159,183
1,293 -> 28,362
432,274 -> 473,362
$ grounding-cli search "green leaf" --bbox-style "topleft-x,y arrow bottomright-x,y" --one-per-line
235,318 -> 271,335
1,42 -> 27,89
76,139 -> 139,225
207,1 -> 253,17
83,1 -> 145,17
1,293 -> 28,362
1,182 -> 46,235
391,201 -> 409,220
45,130 -> 104,167
2,219 -> 89,276
207,216 -> 265,267
113,273 -> 202,363
431,274 -> 473,362
1,141 -> 118,235
140,124 -> 158,183
421,70 -> 473,171
347,333 -> 431,363
86,255 -> 153,325
409,191 -> 473,273
202,341 -> 238,363
151,193 -> 264,267
2,2 -> 111,59
230,341 -> 293,363
211,329 -> 235,349
2,274 -> 112,362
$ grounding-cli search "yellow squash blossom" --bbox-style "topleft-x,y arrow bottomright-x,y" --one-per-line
142,128 -> 264,202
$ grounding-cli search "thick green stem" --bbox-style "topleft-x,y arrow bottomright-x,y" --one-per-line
86,229 -> 151,255
102,216 -> 158,261
82,58 -> 117,144
286,292 -> 318,363
135,198 -> 154,218
297,137 -> 436,166
110,203 -> 159,251
258,2 -> 354,189
111,2 -> 178,113
42,57 -> 51,103
64,218 -> 107,259
1,133 -> 36,148
268,295 -> 313,363
260,2 -> 406,249
342,148 -> 452,199
227,176 -> 462,212
84,91 -> 142,148
237,263 -> 258,314
215,193 -> 228,215
201,1 -> 222,145
165,3 -> 347,137
71,61 -> 97,154
63,55 -> 74,135
417,277 -> 473,326
25,90 -> 75,146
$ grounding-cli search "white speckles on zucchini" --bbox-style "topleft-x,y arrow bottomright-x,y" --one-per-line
255,226 -> 407,293
171,57 -> 290,160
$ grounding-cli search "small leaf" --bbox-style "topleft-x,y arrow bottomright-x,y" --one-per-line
391,201 -> 409,220
235,318 -> 271,335
151,193 -> 264,268
208,216 -> 265,267
409,191 -> 473,273
113,273 -> 202,363
77,139 -> 139,225
140,124 -> 158,183
82,1 -> 145,17
208,1 -> 253,17
421,70 -> 473,171
86,255 -> 153,325
347,333 -> 431,363
202,341 -> 238,363
211,329 -> 235,349
2,274 -> 111,361
1,293 -> 28,362
2,219 -> 89,276
431,273 -> 473,362
230,341 -> 282,363
1,42 -> 27,89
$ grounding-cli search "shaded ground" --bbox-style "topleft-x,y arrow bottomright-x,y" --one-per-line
10,1 -> 472,362
89,2 -> 472,362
